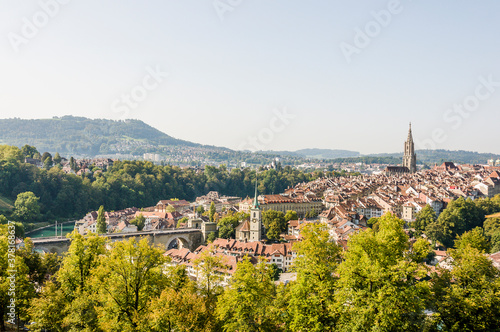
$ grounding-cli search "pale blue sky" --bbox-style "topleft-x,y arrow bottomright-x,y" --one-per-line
1,1 -> 499,154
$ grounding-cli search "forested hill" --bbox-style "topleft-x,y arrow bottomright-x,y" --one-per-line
0,116 -> 202,156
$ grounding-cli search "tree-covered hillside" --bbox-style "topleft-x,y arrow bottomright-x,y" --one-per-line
0,144 -> 329,223
0,116 -> 200,157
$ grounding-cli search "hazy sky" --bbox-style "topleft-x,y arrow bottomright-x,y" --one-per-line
1,1 -> 500,154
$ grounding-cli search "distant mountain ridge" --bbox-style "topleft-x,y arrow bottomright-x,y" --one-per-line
0,116 -> 203,156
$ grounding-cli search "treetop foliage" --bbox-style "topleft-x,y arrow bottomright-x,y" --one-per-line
2,213 -> 500,331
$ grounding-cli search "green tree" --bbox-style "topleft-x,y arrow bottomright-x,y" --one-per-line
431,197 -> 485,247
28,281 -> 67,332
16,238 -> 59,286
484,217 -> 500,252
93,237 -> 168,331
177,217 -> 188,228
196,205 -> 205,215
13,191 -> 41,223
262,210 -> 286,241
190,245 -> 227,330
216,257 -> 278,331
192,245 -> 226,301
410,237 -> 433,263
288,223 -> 341,331
20,145 -> 39,159
367,217 -> 379,231
147,281 -> 211,332
41,152 -> 52,162
29,231 -> 106,331
490,232 -> 500,253
53,152 -> 62,165
266,221 -> 282,241
130,213 -> 145,231
336,213 -> 430,331
474,196 -> 500,215
217,214 -> 239,239
0,145 -> 23,162
96,205 -> 107,234
69,156 -> 77,171
484,217 -> 500,236
454,227 -> 490,252
414,204 -> 436,234
0,235 -> 61,328
206,232 -> 217,243
306,208 -> 318,219
209,202 -> 216,223
268,263 -> 281,281
43,156 -> 53,170
424,221 -> 442,246
431,245 -> 500,331
284,210 -> 298,222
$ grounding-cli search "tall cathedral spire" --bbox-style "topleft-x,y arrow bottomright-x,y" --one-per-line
403,123 -> 417,173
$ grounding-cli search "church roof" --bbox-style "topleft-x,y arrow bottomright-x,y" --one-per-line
235,220 -> 250,232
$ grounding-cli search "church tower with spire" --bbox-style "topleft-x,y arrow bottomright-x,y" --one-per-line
249,176 -> 262,241
403,123 -> 417,173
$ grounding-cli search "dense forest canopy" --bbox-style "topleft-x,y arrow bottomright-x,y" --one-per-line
0,144 -> 335,223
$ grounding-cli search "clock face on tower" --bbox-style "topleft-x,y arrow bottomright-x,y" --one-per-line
252,219 -> 256,223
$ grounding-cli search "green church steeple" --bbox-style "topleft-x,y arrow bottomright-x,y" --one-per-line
252,175 -> 259,208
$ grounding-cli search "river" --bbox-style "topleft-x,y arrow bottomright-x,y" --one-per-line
27,222 -> 76,238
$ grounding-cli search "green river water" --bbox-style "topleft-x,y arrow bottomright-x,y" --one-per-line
27,222 -> 76,238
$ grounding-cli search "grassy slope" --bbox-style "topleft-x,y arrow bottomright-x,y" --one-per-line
0,195 -> 13,212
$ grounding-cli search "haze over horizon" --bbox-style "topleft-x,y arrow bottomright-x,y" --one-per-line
2,1 -> 500,154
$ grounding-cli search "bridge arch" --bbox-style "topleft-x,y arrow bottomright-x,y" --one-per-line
166,236 -> 190,250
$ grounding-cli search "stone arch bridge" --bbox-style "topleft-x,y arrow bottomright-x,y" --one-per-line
31,229 -> 204,255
